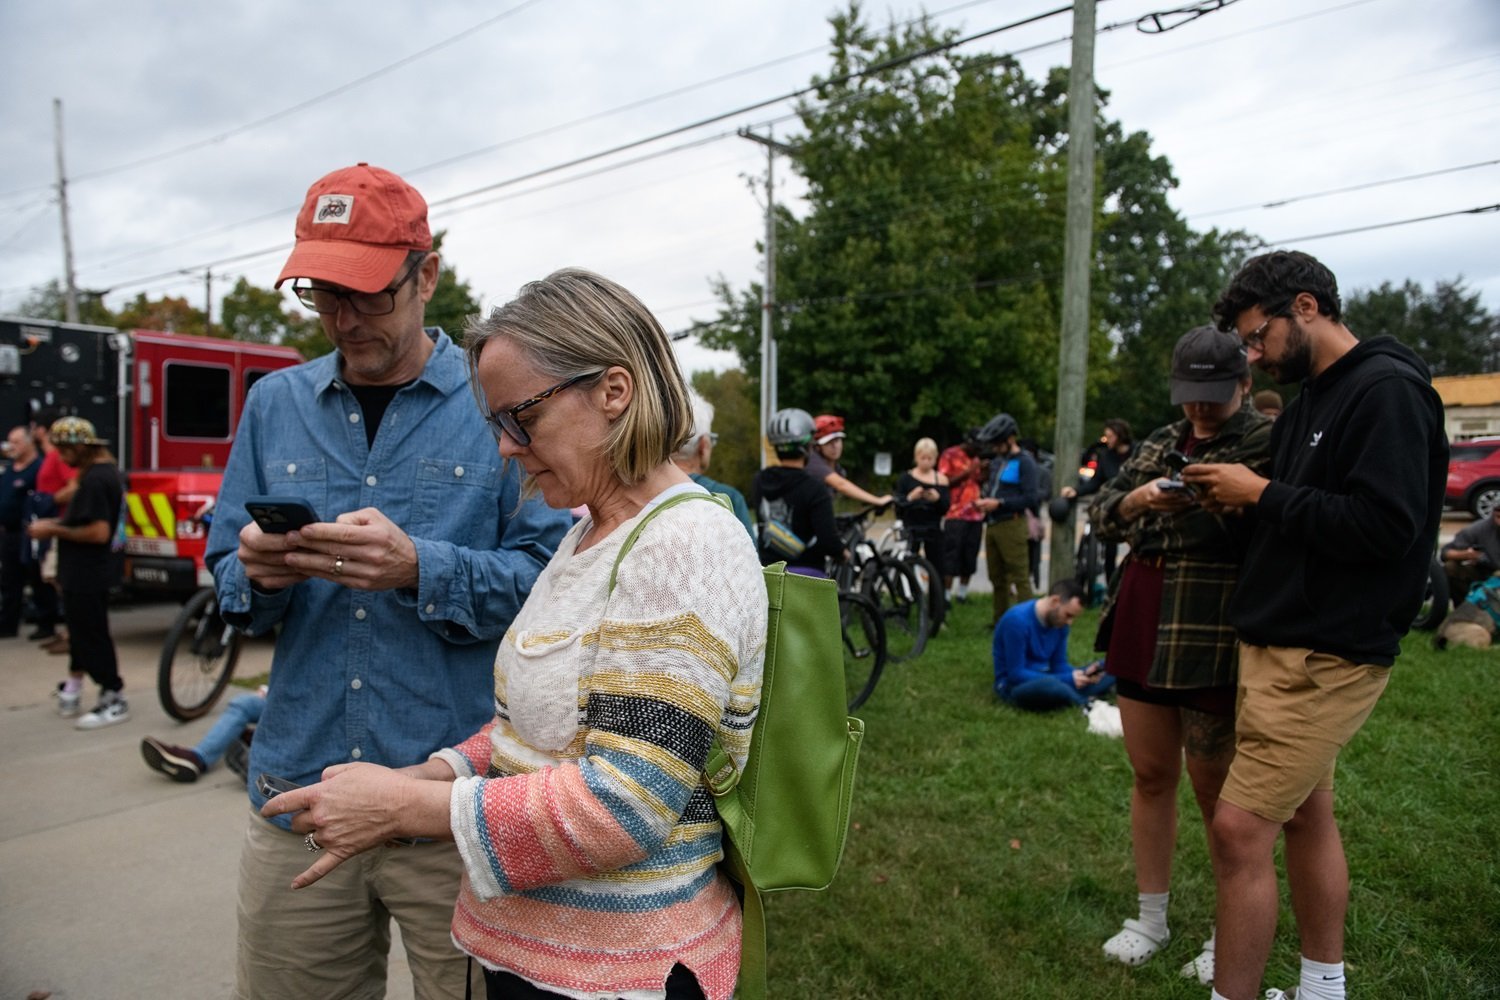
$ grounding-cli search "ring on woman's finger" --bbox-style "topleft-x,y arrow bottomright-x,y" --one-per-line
333,556 -> 345,576
305,832 -> 321,852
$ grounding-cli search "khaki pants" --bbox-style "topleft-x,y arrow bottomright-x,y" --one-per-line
236,810 -> 481,1000
985,517 -> 1030,624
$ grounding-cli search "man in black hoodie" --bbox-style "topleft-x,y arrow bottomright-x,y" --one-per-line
1183,251 -> 1447,1000
750,408 -> 844,574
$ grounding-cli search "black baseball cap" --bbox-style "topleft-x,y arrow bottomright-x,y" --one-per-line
1170,325 -> 1248,405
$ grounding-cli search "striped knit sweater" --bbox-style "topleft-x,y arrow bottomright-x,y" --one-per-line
435,485 -> 767,1000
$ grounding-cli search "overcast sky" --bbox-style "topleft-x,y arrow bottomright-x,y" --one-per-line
2,0 -> 1497,374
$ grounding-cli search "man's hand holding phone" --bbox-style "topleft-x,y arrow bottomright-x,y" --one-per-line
239,496 -> 324,591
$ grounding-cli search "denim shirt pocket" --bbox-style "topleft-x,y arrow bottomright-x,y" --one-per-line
506,626 -> 591,752
409,457 -> 501,542
261,455 -> 329,519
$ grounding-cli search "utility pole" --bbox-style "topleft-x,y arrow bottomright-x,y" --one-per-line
53,98 -> 80,323
204,269 -> 213,334
738,127 -> 797,467
1049,0 -> 1097,587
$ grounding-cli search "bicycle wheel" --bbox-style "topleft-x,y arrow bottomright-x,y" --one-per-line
905,554 -> 947,638
861,555 -> 930,661
839,590 -> 886,712
158,587 -> 242,721
1074,530 -> 1103,607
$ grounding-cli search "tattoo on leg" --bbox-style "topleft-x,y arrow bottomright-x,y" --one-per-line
1182,708 -> 1234,760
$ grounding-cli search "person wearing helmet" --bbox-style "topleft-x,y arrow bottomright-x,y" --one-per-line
750,409 -> 843,574
806,414 -> 893,508
26,417 -> 128,729
973,413 -> 1040,625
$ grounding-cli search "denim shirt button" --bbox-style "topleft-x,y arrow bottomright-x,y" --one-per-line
351,678 -> 362,690
366,475 -> 378,487
349,412 -> 360,424
425,603 -> 436,614
454,466 -> 465,478
351,747 -> 362,759
355,608 -> 366,620
286,463 -> 297,474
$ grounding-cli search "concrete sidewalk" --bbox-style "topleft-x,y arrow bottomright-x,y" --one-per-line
0,602 -> 419,1000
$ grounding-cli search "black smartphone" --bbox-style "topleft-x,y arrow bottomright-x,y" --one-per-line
256,772 -> 303,799
245,496 -> 321,534
1163,450 -> 1193,477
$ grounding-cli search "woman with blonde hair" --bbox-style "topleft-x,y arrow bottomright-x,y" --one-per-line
266,269 -> 767,1000
895,437 -> 949,576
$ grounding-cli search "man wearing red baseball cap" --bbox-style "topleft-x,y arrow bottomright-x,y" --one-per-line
210,164 -> 570,998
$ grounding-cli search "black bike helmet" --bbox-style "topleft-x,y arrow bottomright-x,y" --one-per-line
1048,495 -> 1073,524
766,408 -> 815,448
974,412 -> 1018,445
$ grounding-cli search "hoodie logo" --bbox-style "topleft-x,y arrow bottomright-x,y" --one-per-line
1310,431 -> 1324,448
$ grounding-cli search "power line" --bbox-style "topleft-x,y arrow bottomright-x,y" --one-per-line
1191,157 -> 1500,219
1261,203 -> 1500,246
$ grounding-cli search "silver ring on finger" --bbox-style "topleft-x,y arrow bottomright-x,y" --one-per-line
304,832 -> 321,852
333,556 -> 344,576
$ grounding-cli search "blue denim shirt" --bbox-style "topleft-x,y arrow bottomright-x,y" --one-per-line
206,329 -> 571,824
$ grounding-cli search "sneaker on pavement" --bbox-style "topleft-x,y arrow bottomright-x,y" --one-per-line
55,682 -> 82,718
76,692 -> 130,730
141,736 -> 205,782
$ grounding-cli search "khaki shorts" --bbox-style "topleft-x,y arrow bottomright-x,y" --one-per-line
1219,643 -> 1390,824
236,809 -> 480,1000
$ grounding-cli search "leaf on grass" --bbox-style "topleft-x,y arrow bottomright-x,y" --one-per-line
1009,839 -> 1022,850
873,873 -> 889,885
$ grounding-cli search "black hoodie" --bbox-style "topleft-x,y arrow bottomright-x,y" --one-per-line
1230,336 -> 1448,665
749,465 -> 843,570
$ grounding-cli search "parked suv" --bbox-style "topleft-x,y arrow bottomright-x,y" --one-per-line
1446,437 -> 1500,517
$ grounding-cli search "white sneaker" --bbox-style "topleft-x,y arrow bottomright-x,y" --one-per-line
55,682 -> 82,718
76,693 -> 130,730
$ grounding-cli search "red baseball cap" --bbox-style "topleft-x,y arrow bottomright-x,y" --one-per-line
275,163 -> 432,293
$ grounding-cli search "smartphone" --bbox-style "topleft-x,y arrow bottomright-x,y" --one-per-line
1163,450 -> 1193,477
245,495 -> 321,534
1156,479 -> 1191,493
256,772 -> 303,799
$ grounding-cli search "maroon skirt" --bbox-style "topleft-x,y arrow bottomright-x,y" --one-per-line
1104,557 -> 1164,685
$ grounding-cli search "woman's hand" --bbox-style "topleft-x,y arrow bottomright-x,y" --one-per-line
1120,480 -> 1195,520
260,762 -> 453,889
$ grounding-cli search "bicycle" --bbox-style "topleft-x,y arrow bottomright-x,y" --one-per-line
158,585 -> 242,721
825,506 -> 897,711
836,506 -> 929,663
872,506 -> 947,638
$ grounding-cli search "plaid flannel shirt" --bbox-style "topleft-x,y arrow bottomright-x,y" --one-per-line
1089,406 -> 1273,689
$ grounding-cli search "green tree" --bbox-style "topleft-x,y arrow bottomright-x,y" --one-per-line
426,230 -> 482,342
692,367 -> 759,494
1344,278 -> 1500,377
699,5 -> 1248,459
219,276 -> 319,347
16,279 -> 114,326
115,293 -> 206,335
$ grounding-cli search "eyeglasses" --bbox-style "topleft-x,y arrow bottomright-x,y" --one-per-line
1240,315 -> 1277,350
481,371 -> 600,446
292,255 -> 425,316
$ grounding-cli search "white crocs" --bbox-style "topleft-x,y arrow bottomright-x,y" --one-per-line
1102,918 -> 1170,966
1179,937 -> 1215,985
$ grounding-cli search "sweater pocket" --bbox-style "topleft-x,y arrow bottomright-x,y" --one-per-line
506,626 -> 590,752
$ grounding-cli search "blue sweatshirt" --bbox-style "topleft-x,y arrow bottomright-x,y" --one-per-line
992,598 -> 1073,696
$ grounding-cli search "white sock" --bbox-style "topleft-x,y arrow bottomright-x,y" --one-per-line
63,676 -> 83,694
956,582 -> 969,599
1297,956 -> 1346,1000
1210,991 -> 1231,1000
1137,891 -> 1169,938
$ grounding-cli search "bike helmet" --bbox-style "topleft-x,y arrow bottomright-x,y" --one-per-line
766,408 -> 815,448
974,412 -> 1018,445
1048,495 -> 1073,524
813,413 -> 846,444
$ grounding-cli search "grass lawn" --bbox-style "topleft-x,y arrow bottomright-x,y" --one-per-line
766,598 -> 1500,998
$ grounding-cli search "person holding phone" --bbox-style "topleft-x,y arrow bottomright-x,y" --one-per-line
262,269 -> 766,1000
1087,326 -> 1272,981
205,163 -> 571,1000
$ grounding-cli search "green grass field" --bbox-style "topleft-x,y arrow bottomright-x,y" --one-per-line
766,599 -> 1500,998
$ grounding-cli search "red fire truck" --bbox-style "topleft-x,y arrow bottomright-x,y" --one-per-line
1,316 -> 302,594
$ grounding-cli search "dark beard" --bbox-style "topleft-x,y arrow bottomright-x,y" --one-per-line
1268,315 -> 1314,384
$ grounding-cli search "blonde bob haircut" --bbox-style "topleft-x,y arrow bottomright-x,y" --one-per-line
465,268 -> 693,487
914,437 -> 939,462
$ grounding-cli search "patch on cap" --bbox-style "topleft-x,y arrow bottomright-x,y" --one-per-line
314,195 -> 353,225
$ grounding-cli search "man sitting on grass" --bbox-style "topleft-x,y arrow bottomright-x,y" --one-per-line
993,579 -> 1114,710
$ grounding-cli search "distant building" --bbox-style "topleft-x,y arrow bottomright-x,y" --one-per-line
1433,373 -> 1500,441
